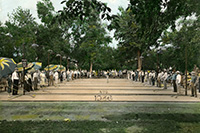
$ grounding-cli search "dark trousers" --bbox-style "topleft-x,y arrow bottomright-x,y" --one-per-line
152,78 -> 155,86
135,76 -> 138,81
132,75 -> 135,81
34,77 -> 38,90
28,78 -> 33,91
24,81 -> 30,92
142,76 -> 145,83
13,79 -> 19,95
199,78 -> 200,93
173,80 -> 177,92
191,82 -> 197,97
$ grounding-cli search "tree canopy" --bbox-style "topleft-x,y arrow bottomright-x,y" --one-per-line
0,0 -> 200,72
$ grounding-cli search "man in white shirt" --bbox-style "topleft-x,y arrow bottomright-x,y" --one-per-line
157,71 -> 163,88
54,71 -> 59,85
63,71 -> 66,81
11,69 -> 19,95
176,71 -> 182,94
162,70 -> 168,89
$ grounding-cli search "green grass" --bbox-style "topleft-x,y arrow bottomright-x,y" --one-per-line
11,115 -> 38,120
0,102 -> 200,132
0,120 -> 200,133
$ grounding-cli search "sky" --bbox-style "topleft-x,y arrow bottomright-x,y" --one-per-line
0,0 -> 129,48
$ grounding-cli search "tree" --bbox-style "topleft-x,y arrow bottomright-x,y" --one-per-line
55,0 -> 113,71
160,16 -> 200,72
110,7 -> 144,70
4,7 -> 38,62
112,0 -> 200,70
36,0 -> 71,68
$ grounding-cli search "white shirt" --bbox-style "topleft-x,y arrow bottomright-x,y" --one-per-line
151,72 -> 155,78
33,72 -> 38,79
12,71 -> 19,82
54,72 -> 59,79
162,72 -> 168,81
176,74 -> 181,84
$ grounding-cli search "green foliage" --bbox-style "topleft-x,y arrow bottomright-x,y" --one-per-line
37,0 -> 55,25
56,0 -> 113,23
160,16 -> 200,72
2,7 -> 38,62
56,0 -> 113,70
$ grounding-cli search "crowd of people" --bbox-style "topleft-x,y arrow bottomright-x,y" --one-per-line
127,66 -> 200,97
0,69 -> 121,95
0,67 -> 200,97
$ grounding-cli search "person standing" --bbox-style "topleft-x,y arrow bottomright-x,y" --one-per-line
141,70 -> 145,83
135,71 -> 138,82
11,69 -> 19,95
24,74 -> 30,92
67,70 -> 70,81
106,70 -> 109,83
60,72 -> 63,83
27,72 -> 33,91
172,71 -> 177,92
132,71 -> 135,81
157,71 -> 163,88
190,70 -> 197,97
40,71 -> 46,87
195,71 -> 200,93
63,71 -> 66,81
7,75 -> 12,95
151,71 -> 156,86
33,71 -> 39,90
162,70 -> 168,89
54,71 -> 59,85
49,71 -> 54,86
148,71 -> 152,85
176,71 -> 182,94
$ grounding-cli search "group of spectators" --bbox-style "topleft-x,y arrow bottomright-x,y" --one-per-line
1,69 -> 121,95
1,67 -> 200,97
127,66 -> 200,97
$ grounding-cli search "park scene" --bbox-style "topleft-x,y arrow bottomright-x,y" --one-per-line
0,0 -> 200,132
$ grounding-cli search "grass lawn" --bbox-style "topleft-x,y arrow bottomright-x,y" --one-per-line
0,102 -> 200,133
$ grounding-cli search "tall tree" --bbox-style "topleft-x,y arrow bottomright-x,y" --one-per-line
5,7 -> 37,62
55,0 -> 113,71
36,0 -> 71,67
112,0 -> 200,70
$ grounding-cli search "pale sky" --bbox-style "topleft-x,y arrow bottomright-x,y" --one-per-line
0,0 -> 129,48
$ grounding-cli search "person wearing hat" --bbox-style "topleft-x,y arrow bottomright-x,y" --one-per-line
176,71 -> 182,94
190,70 -> 197,97
11,69 -> 19,95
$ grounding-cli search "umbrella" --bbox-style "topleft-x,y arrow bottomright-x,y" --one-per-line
17,62 -> 34,72
44,64 -> 58,71
0,57 -> 17,79
54,65 -> 66,72
32,62 -> 42,70
28,62 -> 42,73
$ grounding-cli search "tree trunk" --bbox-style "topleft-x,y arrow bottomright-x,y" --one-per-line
90,62 -> 93,73
137,50 -> 142,70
